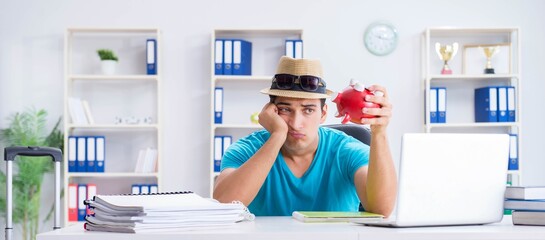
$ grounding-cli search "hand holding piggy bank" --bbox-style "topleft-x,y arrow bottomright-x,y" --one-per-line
332,79 -> 384,124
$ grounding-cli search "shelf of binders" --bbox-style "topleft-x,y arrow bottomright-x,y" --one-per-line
64,27 -> 162,225
210,29 -> 304,195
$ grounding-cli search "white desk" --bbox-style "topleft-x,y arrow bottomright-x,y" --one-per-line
37,216 -> 545,240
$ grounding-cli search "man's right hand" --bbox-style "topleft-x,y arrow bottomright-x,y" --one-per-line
214,102 -> 288,206
258,103 -> 288,138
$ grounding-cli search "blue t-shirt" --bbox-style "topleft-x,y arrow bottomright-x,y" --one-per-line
221,127 -> 370,216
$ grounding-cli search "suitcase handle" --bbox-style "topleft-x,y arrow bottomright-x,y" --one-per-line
4,146 -> 62,162
4,146 -> 63,240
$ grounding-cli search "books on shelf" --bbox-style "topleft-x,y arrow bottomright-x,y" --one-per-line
68,97 -> 95,125
437,87 -> 446,123
475,86 -> 516,123
83,191 -> 254,233
429,88 -> 437,123
213,135 -> 232,172
292,211 -> 383,223
131,184 -> 158,194
214,39 -> 252,76
68,136 -> 106,172
214,87 -> 223,124
134,148 -> 158,173
69,183 -> 97,222
285,40 -> 303,59
506,186 -> 545,200
428,87 -> 446,123
81,100 -> 95,124
146,39 -> 157,75
508,134 -> 519,170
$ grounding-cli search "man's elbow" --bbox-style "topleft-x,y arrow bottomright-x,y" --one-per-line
213,189 -> 252,206
212,186 -> 233,203
366,197 -> 396,218
212,191 -> 223,202
372,205 -> 394,218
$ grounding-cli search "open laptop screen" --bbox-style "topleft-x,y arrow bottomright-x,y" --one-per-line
376,133 -> 509,227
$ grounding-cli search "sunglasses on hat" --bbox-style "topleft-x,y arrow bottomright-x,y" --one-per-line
272,74 -> 327,92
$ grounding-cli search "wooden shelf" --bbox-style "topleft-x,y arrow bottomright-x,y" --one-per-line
67,172 -> 159,178
214,75 -> 272,82
429,122 -> 520,128
426,27 -> 519,36
428,74 -> 519,80
214,124 -> 263,130
68,124 -> 159,130
67,28 -> 159,33
69,75 -> 158,81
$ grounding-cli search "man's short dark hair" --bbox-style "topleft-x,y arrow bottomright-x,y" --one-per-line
269,95 -> 326,110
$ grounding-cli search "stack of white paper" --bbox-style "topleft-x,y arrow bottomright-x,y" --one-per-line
84,191 -> 253,233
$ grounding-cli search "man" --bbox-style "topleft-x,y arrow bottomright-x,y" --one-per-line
213,56 -> 397,217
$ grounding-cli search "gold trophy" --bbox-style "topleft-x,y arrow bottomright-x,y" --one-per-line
481,46 -> 500,74
435,42 -> 459,74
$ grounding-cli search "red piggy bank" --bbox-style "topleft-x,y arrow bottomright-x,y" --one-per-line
332,80 -> 382,124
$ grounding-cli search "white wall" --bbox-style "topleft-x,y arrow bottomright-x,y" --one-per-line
1,0 -> 545,235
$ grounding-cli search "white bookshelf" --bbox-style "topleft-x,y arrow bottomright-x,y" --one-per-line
422,27 -> 521,185
209,29 -> 304,195
63,28 -> 162,226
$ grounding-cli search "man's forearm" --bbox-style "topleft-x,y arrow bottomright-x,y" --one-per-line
366,131 -> 397,217
213,133 -> 285,206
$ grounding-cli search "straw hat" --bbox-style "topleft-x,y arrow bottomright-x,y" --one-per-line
260,56 -> 334,99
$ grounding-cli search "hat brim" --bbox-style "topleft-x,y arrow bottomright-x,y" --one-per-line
260,88 -> 334,99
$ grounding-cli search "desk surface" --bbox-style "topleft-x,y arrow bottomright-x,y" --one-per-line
37,216 -> 545,240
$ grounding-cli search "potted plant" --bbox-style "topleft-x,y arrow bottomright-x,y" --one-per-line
0,108 -> 63,240
97,49 -> 119,75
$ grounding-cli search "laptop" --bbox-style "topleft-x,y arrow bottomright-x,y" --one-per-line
363,133 -> 510,227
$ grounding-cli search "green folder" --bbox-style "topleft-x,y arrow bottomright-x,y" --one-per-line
292,211 -> 384,223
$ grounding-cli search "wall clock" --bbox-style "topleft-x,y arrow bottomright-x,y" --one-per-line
364,22 -> 398,56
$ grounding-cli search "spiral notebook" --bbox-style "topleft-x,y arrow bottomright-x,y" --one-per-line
84,191 -> 254,233
87,191 -> 246,212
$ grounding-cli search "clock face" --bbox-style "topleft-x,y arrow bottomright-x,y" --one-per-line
364,22 -> 398,56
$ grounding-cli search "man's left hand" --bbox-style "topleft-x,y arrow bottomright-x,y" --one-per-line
360,85 -> 392,134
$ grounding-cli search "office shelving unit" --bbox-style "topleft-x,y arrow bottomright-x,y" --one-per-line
422,27 -> 521,185
63,28 -> 162,225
